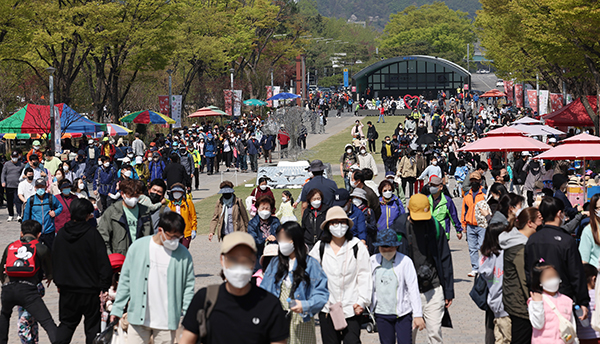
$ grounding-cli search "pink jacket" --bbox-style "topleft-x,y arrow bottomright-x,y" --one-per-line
528,293 -> 573,344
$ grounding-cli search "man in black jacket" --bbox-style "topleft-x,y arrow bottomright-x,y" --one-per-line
392,194 -> 454,344
53,198 -> 112,344
163,153 -> 191,190
366,121 -> 378,152
524,197 -> 590,316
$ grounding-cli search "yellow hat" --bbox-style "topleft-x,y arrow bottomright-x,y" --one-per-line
408,194 -> 431,221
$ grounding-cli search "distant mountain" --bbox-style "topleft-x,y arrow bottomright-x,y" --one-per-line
316,0 -> 481,28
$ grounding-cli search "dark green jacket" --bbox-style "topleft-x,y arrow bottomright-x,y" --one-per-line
98,201 -> 153,256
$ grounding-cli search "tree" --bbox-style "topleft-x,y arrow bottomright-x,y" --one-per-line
379,2 -> 475,65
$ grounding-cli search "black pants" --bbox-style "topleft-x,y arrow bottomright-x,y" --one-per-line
485,309 -> 495,344
56,291 -> 101,344
5,188 -> 16,217
510,315 -> 532,344
297,136 -> 306,149
223,150 -> 233,168
403,177 -> 416,199
384,159 -> 396,174
249,154 -> 258,172
194,167 -> 199,189
40,232 -> 55,251
368,139 -> 376,152
99,194 -> 109,213
0,282 -> 57,344
527,190 -> 534,207
319,313 -> 361,344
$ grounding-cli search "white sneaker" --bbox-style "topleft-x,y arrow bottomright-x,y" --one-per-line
6,216 -> 12,222
16,216 -> 21,221
468,270 -> 477,277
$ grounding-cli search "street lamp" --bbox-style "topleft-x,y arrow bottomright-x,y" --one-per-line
46,67 -> 56,152
230,68 -> 235,116
167,69 -> 173,135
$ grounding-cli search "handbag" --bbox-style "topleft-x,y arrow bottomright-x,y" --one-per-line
542,294 -> 576,344
469,272 -> 489,311
329,301 -> 348,331
93,320 -> 118,344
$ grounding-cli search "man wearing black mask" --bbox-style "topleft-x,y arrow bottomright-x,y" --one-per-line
139,178 -> 169,233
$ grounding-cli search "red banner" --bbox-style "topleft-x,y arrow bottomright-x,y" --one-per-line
504,80 -> 514,102
224,90 -> 233,116
266,86 -> 273,107
550,93 -> 564,112
158,95 -> 170,128
527,90 -> 537,111
515,84 -> 524,108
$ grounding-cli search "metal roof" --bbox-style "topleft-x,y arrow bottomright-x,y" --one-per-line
352,55 -> 471,80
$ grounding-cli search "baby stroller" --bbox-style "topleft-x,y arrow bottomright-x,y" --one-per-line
360,306 -> 378,333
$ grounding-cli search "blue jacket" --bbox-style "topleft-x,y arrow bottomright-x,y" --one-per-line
261,256 -> 329,322
260,135 -> 275,151
348,204 -> 367,241
378,195 -> 405,231
149,160 -> 165,181
205,139 -> 217,158
247,139 -> 261,155
554,189 -> 579,219
93,166 -> 118,195
23,193 -> 64,234
247,215 -> 281,246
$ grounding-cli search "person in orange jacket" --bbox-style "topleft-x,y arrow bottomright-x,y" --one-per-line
461,172 -> 487,277
166,183 -> 197,249
26,140 -> 44,164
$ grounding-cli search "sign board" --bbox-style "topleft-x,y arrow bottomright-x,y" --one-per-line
159,96 -> 169,115
171,95 -> 182,128
463,84 -> 469,91
343,68 -> 349,87
234,90 -> 242,117
351,86 -> 356,92
53,106 -> 61,153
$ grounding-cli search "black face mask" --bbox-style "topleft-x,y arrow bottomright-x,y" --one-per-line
27,175 -> 33,181
471,181 -> 480,191
222,193 -> 233,200
503,175 -> 510,182
148,192 -> 162,204
32,162 -> 39,167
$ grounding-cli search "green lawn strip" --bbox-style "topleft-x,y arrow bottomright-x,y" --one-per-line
194,175 -> 346,234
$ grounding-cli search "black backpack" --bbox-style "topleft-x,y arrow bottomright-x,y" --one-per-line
318,241 -> 358,263
28,193 -> 56,220
469,273 -> 490,311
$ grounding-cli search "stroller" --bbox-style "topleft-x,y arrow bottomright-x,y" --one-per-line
360,306 -> 378,333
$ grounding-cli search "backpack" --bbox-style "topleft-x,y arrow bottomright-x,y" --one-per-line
469,273 -> 489,311
28,193 -> 55,220
318,241 -> 358,264
5,239 -> 39,277
196,284 -> 220,343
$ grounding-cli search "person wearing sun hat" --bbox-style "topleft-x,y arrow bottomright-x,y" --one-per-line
309,206 -> 372,344
179,231 -> 289,344
391,193 -> 454,344
26,140 -> 43,165
370,227 -> 424,344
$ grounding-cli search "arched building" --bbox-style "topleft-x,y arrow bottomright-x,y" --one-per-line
353,55 -> 471,99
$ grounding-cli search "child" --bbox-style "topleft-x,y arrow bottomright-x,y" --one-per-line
454,159 -> 468,198
528,260 -> 578,343
370,227 -> 424,344
275,190 -> 296,224
100,253 -> 125,331
578,264 -> 600,344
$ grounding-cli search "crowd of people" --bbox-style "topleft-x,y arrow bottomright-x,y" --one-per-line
0,91 -> 599,344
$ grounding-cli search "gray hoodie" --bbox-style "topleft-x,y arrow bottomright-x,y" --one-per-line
1,160 -> 24,188
499,227 -> 528,250
479,251 -> 508,318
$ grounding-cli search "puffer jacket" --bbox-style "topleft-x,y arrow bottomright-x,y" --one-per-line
149,160 -> 165,181
302,205 -> 329,249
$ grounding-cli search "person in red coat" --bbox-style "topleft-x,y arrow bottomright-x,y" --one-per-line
277,125 -> 291,159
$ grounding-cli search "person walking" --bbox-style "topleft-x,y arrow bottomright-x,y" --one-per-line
110,212 -> 195,344
93,156 -> 118,213
309,206 -> 372,344
2,151 -> 24,222
579,194 -> 600,268
23,178 -> 63,249
381,137 -> 395,174
366,121 -> 379,153
261,222 -> 329,344
461,172 -> 487,277
162,154 -> 190,190
370,227 -> 424,344
54,180 -> 77,233
428,176 -> 463,241
53,198 -> 112,344
340,144 -> 358,191
301,189 -> 329,250
208,181 -> 249,242
166,183 -> 197,249
132,133 -> 146,157
247,195 -> 281,269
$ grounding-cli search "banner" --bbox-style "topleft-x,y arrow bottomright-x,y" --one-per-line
53,105 -> 61,153
234,90 -> 242,117
527,90 -> 538,112
504,80 -> 514,102
550,93 -> 564,112
266,86 -> 273,107
159,96 -> 169,114
515,84 -> 524,108
224,90 -> 233,116
171,95 -> 182,128
539,90 -> 549,115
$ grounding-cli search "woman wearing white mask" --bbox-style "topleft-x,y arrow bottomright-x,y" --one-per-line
309,206 -> 372,344
377,180 -> 405,232
250,176 -> 275,208
179,232 -> 289,344
261,222 -> 329,344
301,189 -> 329,250
248,195 -> 281,270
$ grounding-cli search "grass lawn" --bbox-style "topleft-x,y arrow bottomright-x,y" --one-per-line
195,175 -> 346,234
299,115 -> 405,166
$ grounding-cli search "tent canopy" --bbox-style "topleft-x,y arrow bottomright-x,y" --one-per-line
542,96 -> 596,127
480,89 -> 506,98
484,126 -> 526,136
0,104 -> 102,134
512,116 -> 543,125
510,124 -> 565,136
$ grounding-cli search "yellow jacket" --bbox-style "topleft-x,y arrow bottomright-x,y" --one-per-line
167,194 -> 197,238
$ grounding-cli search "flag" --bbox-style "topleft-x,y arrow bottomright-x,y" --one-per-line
550,93 -> 564,112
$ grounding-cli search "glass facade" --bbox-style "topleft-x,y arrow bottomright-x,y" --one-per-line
353,56 -> 470,99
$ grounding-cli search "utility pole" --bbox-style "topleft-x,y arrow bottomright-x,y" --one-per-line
167,69 -> 173,135
230,68 -> 235,116
467,44 -> 470,72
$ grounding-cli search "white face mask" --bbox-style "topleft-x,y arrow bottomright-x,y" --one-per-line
541,277 -> 561,293
258,210 -> 271,220
386,140 -> 391,144
279,242 -> 295,256
346,149 -> 353,154
352,198 -> 363,207
596,209 -> 600,218
123,195 -> 139,208
311,200 -> 322,209
103,162 -> 110,168
329,223 -> 349,238
161,230 -> 180,251
78,183 -> 84,190
431,160 -> 438,166
222,257 -> 253,289
11,157 -> 17,162
63,165 -> 69,171
381,251 -> 396,261
383,190 -> 393,199
360,149 -> 366,154
282,197 -> 288,202
173,191 -> 184,200
260,184 -> 267,191
123,170 -> 132,178
350,180 -> 358,188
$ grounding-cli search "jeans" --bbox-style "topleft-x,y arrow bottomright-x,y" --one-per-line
412,285 -> 445,344
40,232 -> 55,251
344,175 -> 351,191
5,188 -> 16,217
0,282 -> 57,344
467,224 -> 486,271
376,313 -> 413,344
238,154 -> 248,171
56,291 -> 101,344
319,313 -> 361,344
378,114 -> 385,123
206,156 -> 215,174
249,154 -> 258,172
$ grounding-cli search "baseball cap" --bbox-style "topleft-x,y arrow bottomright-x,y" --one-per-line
522,151 -> 531,156
32,140 -> 40,146
469,172 -> 481,181
332,188 -> 350,207
221,232 -> 257,254
59,180 -> 72,189
408,194 -> 432,221
429,176 -> 443,185
11,151 -> 18,158
385,171 -> 395,179
34,178 -> 46,187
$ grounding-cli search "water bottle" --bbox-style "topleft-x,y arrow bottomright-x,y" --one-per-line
575,305 -> 590,327
287,298 -> 297,309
